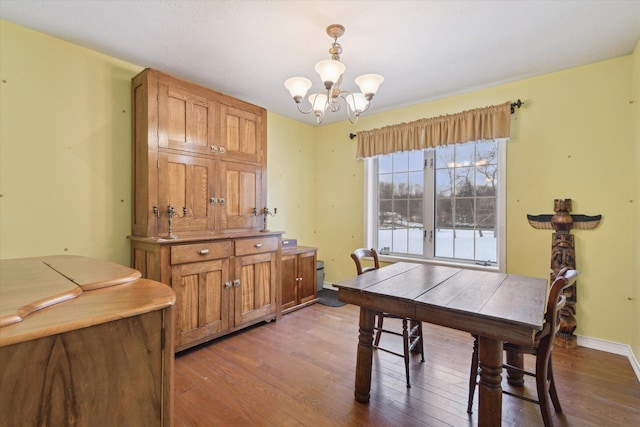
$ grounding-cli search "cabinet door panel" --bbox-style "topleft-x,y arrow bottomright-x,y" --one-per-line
220,104 -> 262,163
158,84 -> 217,155
281,254 -> 297,311
172,259 -> 230,348
175,270 -> 199,333
219,161 -> 261,230
298,251 -> 317,304
159,152 -> 215,234
234,252 -> 276,325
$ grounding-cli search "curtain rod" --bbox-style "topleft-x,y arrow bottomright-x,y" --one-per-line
348,99 -> 524,140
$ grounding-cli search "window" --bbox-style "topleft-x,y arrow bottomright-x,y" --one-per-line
365,139 -> 506,270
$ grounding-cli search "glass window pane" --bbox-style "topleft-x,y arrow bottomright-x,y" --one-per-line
475,164 -> 497,195
475,229 -> 497,263
393,152 -> 409,172
379,155 -> 393,174
454,229 -> 474,260
435,170 -> 453,197
435,145 -> 454,169
435,227 -> 453,258
394,173 -> 409,198
436,197 -> 453,229
392,226 -> 408,253
455,143 -> 475,166
455,198 -> 474,227
392,199 -> 406,227
379,199 -> 392,226
476,198 -> 496,229
378,228 -> 392,252
379,174 -> 393,199
408,199 -> 423,225
408,226 -> 423,255
408,151 -> 423,171
455,167 -> 474,197
409,171 -> 423,198
476,140 -> 497,166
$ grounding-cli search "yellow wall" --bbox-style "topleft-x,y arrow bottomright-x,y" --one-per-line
1,20 -> 638,357
266,112 -> 317,246
0,20 -> 142,265
631,40 -> 640,360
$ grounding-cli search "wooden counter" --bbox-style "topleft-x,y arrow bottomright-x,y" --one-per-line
0,255 -> 176,427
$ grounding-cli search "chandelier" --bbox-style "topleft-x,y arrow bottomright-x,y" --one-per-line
284,24 -> 384,124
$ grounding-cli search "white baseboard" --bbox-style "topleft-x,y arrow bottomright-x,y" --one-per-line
577,335 -> 640,383
322,282 -> 339,291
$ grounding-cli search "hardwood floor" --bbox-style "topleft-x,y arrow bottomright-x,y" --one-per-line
174,302 -> 640,426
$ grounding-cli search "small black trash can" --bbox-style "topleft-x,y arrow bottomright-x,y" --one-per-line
316,260 -> 325,291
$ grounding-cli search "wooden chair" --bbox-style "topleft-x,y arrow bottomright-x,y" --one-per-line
466,267 -> 579,427
350,248 -> 425,388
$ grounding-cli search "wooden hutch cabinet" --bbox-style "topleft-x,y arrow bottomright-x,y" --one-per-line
281,245 -> 318,314
130,69 -> 281,352
131,68 -> 264,238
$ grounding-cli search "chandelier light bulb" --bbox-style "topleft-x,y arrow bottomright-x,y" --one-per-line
315,60 -> 346,89
308,93 -> 328,112
355,74 -> 385,98
284,77 -> 312,102
345,93 -> 369,114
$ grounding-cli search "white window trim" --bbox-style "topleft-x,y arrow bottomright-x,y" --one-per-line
363,140 -> 507,273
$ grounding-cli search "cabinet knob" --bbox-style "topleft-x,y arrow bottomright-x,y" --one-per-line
219,146 -> 226,154
210,197 -> 217,204
233,279 -> 240,288
198,249 -> 209,255
224,281 -> 232,289
255,243 -> 263,248
210,145 -> 218,153
219,198 -> 225,205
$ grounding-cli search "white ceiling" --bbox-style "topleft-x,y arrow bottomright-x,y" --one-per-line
1,1 -> 639,126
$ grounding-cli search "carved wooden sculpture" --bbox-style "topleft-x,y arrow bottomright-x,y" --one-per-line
527,199 -> 601,348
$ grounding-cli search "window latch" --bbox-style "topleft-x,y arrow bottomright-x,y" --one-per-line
424,230 -> 432,242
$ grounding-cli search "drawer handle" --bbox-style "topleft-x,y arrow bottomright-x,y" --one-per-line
255,243 -> 263,248
199,249 -> 210,255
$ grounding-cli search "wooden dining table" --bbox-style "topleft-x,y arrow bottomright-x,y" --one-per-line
334,262 -> 548,427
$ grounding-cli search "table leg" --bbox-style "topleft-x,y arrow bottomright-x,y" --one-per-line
478,336 -> 503,427
354,307 -> 375,403
506,350 -> 524,386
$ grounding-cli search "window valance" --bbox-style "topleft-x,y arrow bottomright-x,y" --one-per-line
355,101 -> 512,158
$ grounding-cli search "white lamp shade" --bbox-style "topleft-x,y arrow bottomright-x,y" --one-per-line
284,77 -> 312,98
355,74 -> 384,95
345,93 -> 369,113
308,93 -> 328,113
314,60 -> 346,85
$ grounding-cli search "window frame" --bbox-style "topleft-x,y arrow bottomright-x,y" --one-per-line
364,139 -> 507,272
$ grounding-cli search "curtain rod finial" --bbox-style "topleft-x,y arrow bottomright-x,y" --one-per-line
511,99 -> 524,114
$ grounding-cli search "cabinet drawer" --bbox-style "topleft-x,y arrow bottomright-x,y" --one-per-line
235,237 -> 279,256
171,241 -> 233,264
